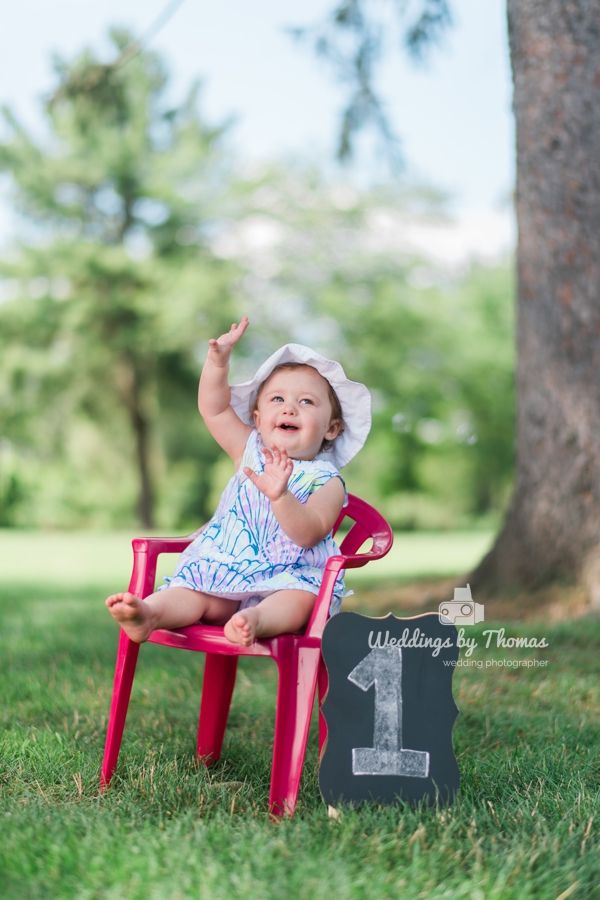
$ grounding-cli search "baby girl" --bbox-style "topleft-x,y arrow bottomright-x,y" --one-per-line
106,317 -> 371,646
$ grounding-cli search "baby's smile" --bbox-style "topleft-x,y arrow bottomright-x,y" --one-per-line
278,423 -> 298,431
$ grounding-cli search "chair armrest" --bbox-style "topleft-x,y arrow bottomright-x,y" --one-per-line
128,535 -> 196,597
305,534 -> 393,638
325,529 -> 393,572
132,536 -> 195,555
329,551 -> 383,571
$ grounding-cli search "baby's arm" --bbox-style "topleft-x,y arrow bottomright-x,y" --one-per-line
198,317 -> 252,464
243,446 -> 345,548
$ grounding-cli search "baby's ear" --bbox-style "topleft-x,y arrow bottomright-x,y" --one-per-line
325,419 -> 341,441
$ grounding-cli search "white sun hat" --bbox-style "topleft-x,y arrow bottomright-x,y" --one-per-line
229,343 -> 371,469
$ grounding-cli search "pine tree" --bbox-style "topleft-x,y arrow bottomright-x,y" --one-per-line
0,30 -> 238,527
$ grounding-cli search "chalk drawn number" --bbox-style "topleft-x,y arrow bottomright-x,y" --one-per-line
348,647 -> 430,778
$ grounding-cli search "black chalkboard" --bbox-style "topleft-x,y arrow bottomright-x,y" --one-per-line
319,612 -> 460,808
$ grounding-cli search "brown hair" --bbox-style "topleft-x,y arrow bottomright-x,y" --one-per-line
252,362 -> 345,451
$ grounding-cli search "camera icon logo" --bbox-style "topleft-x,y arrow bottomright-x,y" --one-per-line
439,585 -> 484,626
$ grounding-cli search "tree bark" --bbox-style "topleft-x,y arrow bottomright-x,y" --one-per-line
115,355 -> 155,529
130,400 -> 154,530
472,0 -> 600,602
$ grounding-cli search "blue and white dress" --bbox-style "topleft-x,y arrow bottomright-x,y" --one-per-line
165,429 -> 348,614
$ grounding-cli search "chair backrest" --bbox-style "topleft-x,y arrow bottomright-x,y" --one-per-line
333,493 -> 392,557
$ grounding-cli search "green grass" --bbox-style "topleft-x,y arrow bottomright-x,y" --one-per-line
0,528 -> 495,589
1,532 -> 600,899
347,530 -> 495,582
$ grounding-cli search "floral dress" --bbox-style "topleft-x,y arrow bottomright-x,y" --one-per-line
164,429 -> 348,614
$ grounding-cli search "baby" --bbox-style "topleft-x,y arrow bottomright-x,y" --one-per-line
106,317 -> 371,646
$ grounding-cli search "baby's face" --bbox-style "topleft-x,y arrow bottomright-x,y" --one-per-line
253,366 -> 341,461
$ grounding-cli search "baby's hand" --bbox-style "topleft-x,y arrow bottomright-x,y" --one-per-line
207,317 -> 249,367
244,446 -> 293,502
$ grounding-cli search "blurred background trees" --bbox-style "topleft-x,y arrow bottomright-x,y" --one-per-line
0,30 -> 240,528
0,30 -> 514,532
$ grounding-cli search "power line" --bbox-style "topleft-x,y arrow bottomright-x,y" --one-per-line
49,0 -> 188,106
113,0 -> 188,69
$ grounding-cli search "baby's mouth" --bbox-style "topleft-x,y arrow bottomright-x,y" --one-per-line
278,423 -> 298,431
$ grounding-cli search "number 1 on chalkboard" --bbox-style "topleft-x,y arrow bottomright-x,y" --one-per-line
348,647 -> 430,778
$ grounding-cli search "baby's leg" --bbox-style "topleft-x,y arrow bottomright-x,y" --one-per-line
105,587 -> 237,643
224,590 -> 316,647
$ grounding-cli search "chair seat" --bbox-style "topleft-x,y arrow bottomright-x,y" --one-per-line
147,624 -> 320,656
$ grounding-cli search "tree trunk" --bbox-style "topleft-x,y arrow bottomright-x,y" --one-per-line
115,355 -> 155,529
472,0 -> 600,602
130,401 -> 155,530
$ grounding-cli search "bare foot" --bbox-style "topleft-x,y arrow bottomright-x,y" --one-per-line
224,609 -> 260,646
105,592 -> 157,643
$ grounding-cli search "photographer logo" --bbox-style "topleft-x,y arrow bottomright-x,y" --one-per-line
439,585 -> 484,626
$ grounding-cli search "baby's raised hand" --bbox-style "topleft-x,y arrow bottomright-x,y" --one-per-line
207,317 -> 249,366
243,446 -> 293,502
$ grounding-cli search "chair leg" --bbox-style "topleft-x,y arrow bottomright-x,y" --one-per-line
317,656 -> 329,758
197,654 -> 239,763
101,629 -> 140,789
269,644 -> 321,817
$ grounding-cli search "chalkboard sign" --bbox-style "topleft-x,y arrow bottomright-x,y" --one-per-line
319,612 -> 460,808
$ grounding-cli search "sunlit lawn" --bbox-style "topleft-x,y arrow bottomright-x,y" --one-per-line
0,528 -> 495,588
1,530 -> 599,899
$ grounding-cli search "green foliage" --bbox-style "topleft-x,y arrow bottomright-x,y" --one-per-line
292,0 -> 452,165
326,262 -> 515,526
0,33 -> 514,531
0,29 -> 239,528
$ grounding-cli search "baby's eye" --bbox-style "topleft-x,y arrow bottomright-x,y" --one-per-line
300,398 -> 314,405
271,396 -> 284,402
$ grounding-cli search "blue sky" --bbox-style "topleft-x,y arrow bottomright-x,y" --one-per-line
0,0 -> 514,258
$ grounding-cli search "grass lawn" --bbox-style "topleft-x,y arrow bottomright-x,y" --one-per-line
0,528 -> 496,588
1,530 -> 599,899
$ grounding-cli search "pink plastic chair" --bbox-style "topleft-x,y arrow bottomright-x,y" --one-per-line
100,494 -> 393,817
